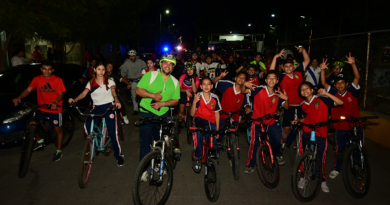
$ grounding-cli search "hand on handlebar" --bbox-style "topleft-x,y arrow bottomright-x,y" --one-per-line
245,106 -> 252,114
127,84 -> 131,89
216,134 -> 219,139
186,90 -> 193,98
13,98 -> 21,106
291,119 -> 299,125
68,98 -> 76,104
114,101 -> 121,109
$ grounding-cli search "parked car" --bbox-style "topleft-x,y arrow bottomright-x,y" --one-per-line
0,63 -> 87,146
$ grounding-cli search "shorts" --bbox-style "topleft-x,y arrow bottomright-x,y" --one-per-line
37,111 -> 62,127
282,106 -> 303,127
179,92 -> 193,104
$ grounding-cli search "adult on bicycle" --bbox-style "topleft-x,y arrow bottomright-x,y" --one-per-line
136,54 -> 180,163
241,71 -> 289,173
13,60 -> 66,162
105,60 -> 131,124
292,82 -> 343,192
178,62 -> 200,119
319,54 -> 363,179
120,49 -> 146,116
69,63 -> 124,166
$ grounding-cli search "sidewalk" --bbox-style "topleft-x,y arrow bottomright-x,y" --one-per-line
360,111 -> 390,148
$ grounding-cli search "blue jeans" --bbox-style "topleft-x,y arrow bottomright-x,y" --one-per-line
139,111 -> 168,161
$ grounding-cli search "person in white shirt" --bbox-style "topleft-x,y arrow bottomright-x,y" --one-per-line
305,58 -> 322,88
11,48 -> 28,67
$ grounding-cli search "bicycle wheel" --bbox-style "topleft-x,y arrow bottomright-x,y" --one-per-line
55,109 -> 75,148
342,145 -> 371,198
289,132 -> 300,167
291,151 -> 322,202
78,137 -> 95,189
133,151 -> 173,205
18,127 -> 36,178
229,134 -> 239,180
256,144 -> 280,189
204,158 -> 221,202
186,110 -> 192,145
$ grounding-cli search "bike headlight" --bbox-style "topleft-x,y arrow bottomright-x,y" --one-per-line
3,106 -> 34,124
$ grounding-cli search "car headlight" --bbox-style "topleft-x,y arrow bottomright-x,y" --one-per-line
3,106 -> 34,124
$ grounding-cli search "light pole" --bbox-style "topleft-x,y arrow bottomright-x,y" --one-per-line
159,10 -> 170,52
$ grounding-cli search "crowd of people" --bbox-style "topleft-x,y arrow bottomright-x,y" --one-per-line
12,45 -> 363,194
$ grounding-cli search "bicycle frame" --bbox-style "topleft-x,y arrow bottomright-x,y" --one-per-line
87,117 -> 111,157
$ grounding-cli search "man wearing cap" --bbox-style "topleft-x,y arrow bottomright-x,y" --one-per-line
120,49 -> 147,115
136,54 -> 180,163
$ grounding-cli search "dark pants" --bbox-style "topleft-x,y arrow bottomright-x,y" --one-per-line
246,122 -> 283,167
84,103 -> 123,160
333,127 -> 364,172
193,117 -> 217,159
218,118 -> 238,144
300,131 -> 327,181
139,111 -> 168,161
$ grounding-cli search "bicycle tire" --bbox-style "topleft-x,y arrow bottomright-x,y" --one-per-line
289,132 -> 299,167
230,134 -> 239,180
204,158 -> 221,202
18,126 -> 36,178
78,137 -> 95,189
186,110 -> 192,145
342,145 -> 371,198
256,144 -> 280,189
291,151 -> 322,202
133,151 -> 174,205
54,109 -> 75,149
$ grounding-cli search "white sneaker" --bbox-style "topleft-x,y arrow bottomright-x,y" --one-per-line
329,170 -> 339,179
321,181 -> 330,193
123,116 -> 129,124
276,156 -> 285,165
298,177 -> 306,189
140,171 -> 148,182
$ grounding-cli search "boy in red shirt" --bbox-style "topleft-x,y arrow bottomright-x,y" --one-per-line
242,71 -> 289,172
190,77 -> 221,173
141,57 -> 159,77
270,47 -> 310,142
13,60 -> 66,162
320,53 -> 363,179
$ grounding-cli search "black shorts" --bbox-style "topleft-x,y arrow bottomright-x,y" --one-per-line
281,106 -> 303,127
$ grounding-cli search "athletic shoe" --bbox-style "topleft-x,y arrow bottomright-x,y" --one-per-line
244,166 -> 254,173
33,140 -> 44,151
133,111 -> 139,116
276,156 -> 286,165
329,170 -> 340,179
123,116 -> 129,124
117,157 -> 124,167
298,177 -> 306,189
140,171 -> 148,182
192,158 -> 202,173
52,150 -> 62,162
321,181 -> 330,193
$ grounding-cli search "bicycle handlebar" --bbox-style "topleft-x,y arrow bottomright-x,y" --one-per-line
189,127 -> 218,134
70,102 -> 117,117
18,102 -> 61,109
246,112 -> 280,123
220,110 -> 242,116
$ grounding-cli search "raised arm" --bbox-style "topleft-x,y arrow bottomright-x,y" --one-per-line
270,49 -> 285,71
320,58 -> 330,90
212,70 -> 228,84
318,89 -> 344,106
295,46 -> 310,69
236,65 -> 244,73
344,52 -> 360,87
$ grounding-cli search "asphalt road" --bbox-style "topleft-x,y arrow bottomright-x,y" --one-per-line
1,103 -> 390,205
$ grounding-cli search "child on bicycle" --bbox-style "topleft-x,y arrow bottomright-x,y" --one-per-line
292,82 -> 343,193
320,53 -> 363,179
242,71 -> 289,173
190,77 -> 221,173
270,47 -> 310,145
186,52 -> 203,78
13,60 -> 66,162
201,55 -> 226,80
212,71 -> 250,156
69,63 -> 124,167
178,62 -> 200,118
141,57 -> 159,77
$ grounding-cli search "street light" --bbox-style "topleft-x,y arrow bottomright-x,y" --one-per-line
172,23 -> 175,26
166,10 -> 169,14
271,14 -> 275,17
248,24 -> 251,27
230,31 -> 232,33
159,9 -> 170,52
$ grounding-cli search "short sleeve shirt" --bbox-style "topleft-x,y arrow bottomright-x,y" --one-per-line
179,74 -> 200,93
301,95 -> 336,137
141,68 -> 159,76
250,86 -> 285,125
304,66 -> 321,86
137,71 -> 180,116
328,84 -> 361,130
85,78 -> 116,106
279,63 -> 305,105
194,92 -> 221,123
28,75 -> 66,113
247,76 -> 260,86
215,80 -> 249,121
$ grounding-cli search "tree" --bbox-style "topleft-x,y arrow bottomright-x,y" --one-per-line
0,0 -> 149,71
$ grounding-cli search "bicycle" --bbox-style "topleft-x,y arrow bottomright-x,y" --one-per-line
220,110 -> 242,181
336,116 -> 378,198
132,108 -> 182,205
185,95 -> 193,145
189,126 -> 221,202
18,102 -> 75,178
290,121 -> 331,202
246,112 -> 281,189
72,103 -> 119,189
